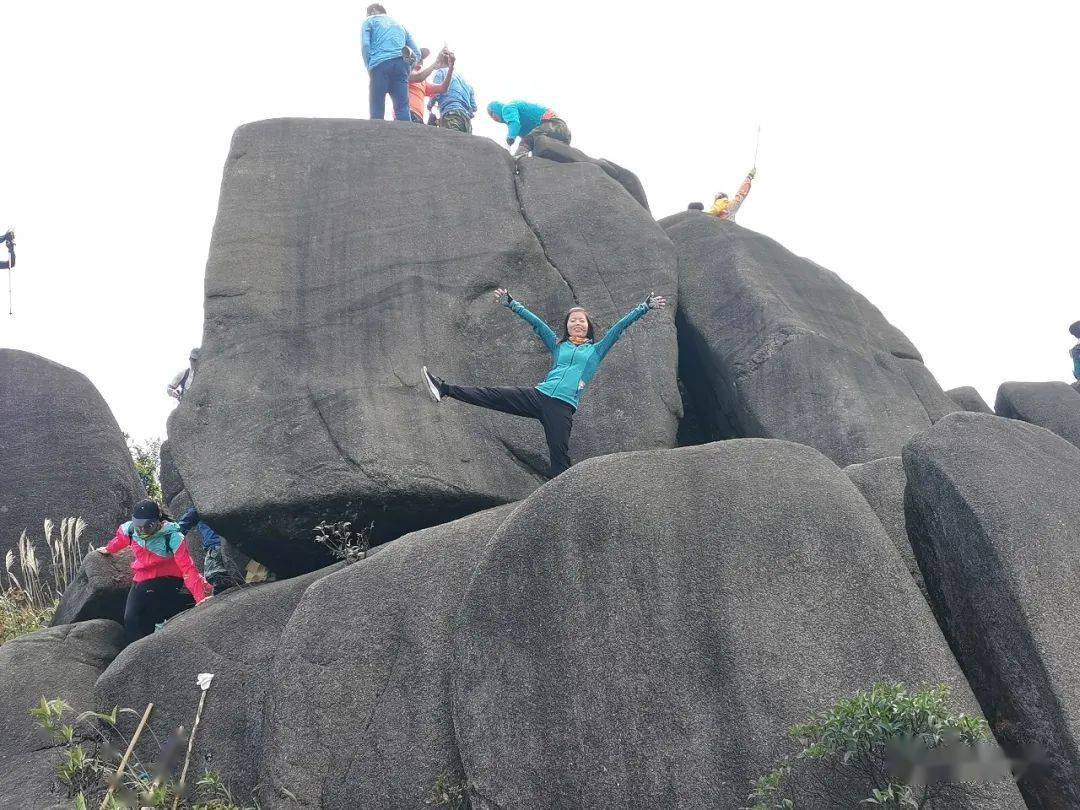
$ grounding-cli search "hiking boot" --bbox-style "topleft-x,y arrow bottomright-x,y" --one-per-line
422,366 -> 445,402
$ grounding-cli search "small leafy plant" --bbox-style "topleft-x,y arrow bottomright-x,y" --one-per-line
126,434 -> 164,502
746,683 -> 1010,809
425,772 -> 472,809
313,520 -> 373,564
31,696 -> 257,809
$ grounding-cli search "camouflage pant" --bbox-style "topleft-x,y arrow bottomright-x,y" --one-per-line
525,117 -> 571,147
438,111 -> 473,134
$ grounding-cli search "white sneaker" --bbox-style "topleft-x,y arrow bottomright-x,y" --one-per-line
421,366 -> 443,403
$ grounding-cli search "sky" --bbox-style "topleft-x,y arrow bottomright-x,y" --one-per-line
2,1 -> 1078,442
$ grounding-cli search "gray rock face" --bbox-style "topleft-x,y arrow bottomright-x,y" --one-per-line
904,412 -> 1080,807
0,349 -> 144,565
994,381 -> 1080,449
94,565 -> 340,802
261,505 -> 515,809
51,547 -> 132,626
167,119 -> 679,575
0,621 -> 124,807
947,385 -> 993,414
451,441 -> 1016,808
530,134 -> 650,211
844,456 -> 925,595
660,213 -> 954,467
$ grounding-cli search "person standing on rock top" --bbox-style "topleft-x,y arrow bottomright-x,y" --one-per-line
421,289 -> 666,478
709,168 -> 756,220
487,101 -> 571,155
1070,321 -> 1080,380
361,4 -> 423,122
428,56 -> 477,133
408,48 -> 452,124
95,499 -> 212,645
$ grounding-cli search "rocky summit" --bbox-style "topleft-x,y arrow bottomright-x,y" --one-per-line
8,120 -> 1080,808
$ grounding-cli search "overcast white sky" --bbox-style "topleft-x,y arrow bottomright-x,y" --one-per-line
2,1 -> 1078,442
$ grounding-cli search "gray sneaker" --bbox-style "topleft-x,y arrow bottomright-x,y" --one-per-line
421,366 -> 444,403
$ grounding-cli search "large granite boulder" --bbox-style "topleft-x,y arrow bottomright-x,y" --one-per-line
260,505 -> 516,808
947,385 -> 993,414
844,456 -> 925,595
994,380 -> 1080,449
0,620 -> 124,807
94,564 -> 341,802
530,134 -> 650,211
168,119 -> 680,575
660,213 -> 955,467
451,441 -> 1019,808
904,412 -> 1080,807
50,547 -> 132,626
0,349 -> 144,567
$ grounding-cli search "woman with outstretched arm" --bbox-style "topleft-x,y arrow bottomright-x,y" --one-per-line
422,288 -> 667,478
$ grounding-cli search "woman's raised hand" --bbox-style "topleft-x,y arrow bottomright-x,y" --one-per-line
94,547 -> 109,555
646,293 -> 667,310
494,288 -> 512,306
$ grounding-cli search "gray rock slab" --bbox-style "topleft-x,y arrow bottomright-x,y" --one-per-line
51,547 -> 132,626
0,349 -> 144,570
904,412 -> 1080,806
167,119 -> 679,576
530,134 -> 650,211
94,565 -> 340,802
844,456 -> 926,596
260,505 -> 515,809
995,380 -> 1080,449
947,385 -> 993,414
0,620 -> 124,807
452,440 -> 1019,808
660,212 -> 954,466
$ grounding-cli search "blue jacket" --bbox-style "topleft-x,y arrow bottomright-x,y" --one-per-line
430,68 -> 477,118
510,299 -> 649,409
1072,343 -> 1080,380
177,508 -> 223,550
488,100 -> 554,141
361,14 -> 421,71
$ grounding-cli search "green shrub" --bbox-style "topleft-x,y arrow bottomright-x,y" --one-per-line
746,683 -> 1008,809
31,697 -> 258,809
126,434 -> 164,502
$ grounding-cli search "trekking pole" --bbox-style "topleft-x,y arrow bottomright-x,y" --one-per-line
752,125 -> 761,172
101,702 -> 154,810
172,673 -> 215,810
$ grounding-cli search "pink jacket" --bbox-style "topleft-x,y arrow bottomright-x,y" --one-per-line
106,521 -> 210,602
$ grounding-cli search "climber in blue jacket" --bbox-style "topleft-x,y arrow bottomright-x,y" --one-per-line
361,4 -> 423,122
421,289 -> 667,478
1070,321 -> 1080,380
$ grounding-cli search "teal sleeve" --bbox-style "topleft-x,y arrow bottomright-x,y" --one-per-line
361,20 -> 371,68
503,104 -> 522,140
594,303 -> 649,360
510,301 -> 558,353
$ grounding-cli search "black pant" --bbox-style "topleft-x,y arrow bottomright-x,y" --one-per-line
445,385 -> 574,477
123,577 -> 194,645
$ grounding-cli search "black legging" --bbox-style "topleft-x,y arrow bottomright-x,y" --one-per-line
123,577 -> 194,645
445,385 -> 574,477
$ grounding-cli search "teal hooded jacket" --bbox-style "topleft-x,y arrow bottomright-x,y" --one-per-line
509,299 -> 649,409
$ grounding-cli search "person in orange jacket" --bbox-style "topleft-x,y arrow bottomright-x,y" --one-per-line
709,168 -> 756,220
95,499 -> 211,644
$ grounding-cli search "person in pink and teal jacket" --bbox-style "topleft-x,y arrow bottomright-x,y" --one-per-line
95,499 -> 211,644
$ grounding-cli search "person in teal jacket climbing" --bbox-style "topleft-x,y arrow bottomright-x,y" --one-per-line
1070,321 -> 1080,380
421,289 -> 666,477
487,100 -> 571,155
